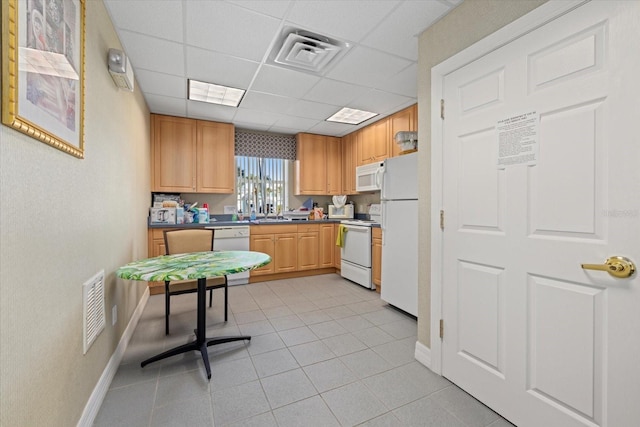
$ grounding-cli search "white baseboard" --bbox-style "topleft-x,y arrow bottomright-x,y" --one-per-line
77,288 -> 149,427
414,340 -> 432,369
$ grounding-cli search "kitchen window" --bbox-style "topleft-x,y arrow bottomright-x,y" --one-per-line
236,156 -> 289,216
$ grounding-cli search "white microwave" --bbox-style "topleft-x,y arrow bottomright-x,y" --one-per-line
328,204 -> 354,219
355,161 -> 384,192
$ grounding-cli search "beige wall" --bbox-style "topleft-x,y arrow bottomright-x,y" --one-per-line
416,0 -> 547,347
0,1 -> 150,425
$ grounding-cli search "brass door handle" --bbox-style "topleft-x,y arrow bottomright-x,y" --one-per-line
581,256 -> 636,278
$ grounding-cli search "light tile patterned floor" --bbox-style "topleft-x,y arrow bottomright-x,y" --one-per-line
94,274 -> 513,427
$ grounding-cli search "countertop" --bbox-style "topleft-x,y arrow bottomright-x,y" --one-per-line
148,219 -> 344,228
148,218 -> 381,228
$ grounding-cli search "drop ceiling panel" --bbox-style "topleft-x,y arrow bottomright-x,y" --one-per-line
234,109 -> 283,127
135,69 -> 186,99
376,64 -> 418,98
104,0 -> 184,42
185,1 -> 281,61
186,47 -> 259,89
361,1 -> 452,60
286,99 -> 339,120
273,115 -> 320,131
145,94 -> 187,117
326,46 -> 412,87
226,0 -> 292,19
286,1 -> 397,42
187,101 -> 237,122
240,92 -> 298,113
308,120 -> 356,136
251,65 -> 321,98
350,90 -> 413,115
119,31 -> 185,76
303,79 -> 368,106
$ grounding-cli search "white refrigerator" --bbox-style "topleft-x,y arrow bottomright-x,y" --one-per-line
380,152 -> 418,317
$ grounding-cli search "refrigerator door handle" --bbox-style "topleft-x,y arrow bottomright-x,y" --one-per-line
377,167 -> 385,198
381,201 -> 387,246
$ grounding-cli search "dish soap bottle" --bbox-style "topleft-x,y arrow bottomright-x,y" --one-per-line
250,205 -> 256,221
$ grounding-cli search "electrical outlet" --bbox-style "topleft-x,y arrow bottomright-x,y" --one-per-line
112,305 -> 117,326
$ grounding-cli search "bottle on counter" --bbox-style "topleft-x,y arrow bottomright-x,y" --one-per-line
250,206 -> 257,221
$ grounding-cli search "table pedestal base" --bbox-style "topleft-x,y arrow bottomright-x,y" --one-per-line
140,335 -> 251,379
140,277 -> 251,379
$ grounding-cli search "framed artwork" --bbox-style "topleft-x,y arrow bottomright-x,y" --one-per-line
2,0 -> 85,158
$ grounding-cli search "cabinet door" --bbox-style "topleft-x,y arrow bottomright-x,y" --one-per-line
296,133 -> 327,195
319,224 -> 334,268
275,233 -> 297,272
297,232 -> 319,270
357,125 -> 375,165
390,104 -> 417,157
197,121 -> 235,193
250,234 -> 275,275
341,134 -> 353,194
151,115 -> 197,192
372,227 -> 382,293
334,224 -> 341,268
326,137 -> 342,195
371,119 -> 390,161
147,228 -> 169,294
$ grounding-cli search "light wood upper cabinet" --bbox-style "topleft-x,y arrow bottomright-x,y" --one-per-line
341,133 -> 358,195
197,121 -> 235,193
326,136 -> 342,195
295,133 -> 343,195
151,115 -> 197,192
390,104 -> 418,157
342,103 -> 417,185
357,119 -> 389,165
295,133 -> 327,195
151,114 -> 235,194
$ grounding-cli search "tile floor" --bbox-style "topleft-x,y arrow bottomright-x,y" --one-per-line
95,274 -> 513,427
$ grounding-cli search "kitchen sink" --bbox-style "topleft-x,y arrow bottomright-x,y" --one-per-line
251,218 -> 292,223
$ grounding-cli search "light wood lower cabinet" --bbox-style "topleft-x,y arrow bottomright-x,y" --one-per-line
333,223 -> 341,268
319,224 -> 335,268
297,224 -> 319,270
372,227 -> 382,294
249,223 -> 340,280
249,234 -> 276,275
250,225 -> 297,276
147,228 -> 169,295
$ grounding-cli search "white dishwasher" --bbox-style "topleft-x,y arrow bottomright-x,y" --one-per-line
205,226 -> 250,285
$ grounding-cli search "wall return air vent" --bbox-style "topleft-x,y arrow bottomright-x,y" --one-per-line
269,28 -> 350,74
83,270 -> 106,354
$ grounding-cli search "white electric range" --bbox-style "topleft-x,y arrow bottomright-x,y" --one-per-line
340,205 -> 381,289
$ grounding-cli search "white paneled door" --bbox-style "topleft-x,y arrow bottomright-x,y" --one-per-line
439,2 -> 640,427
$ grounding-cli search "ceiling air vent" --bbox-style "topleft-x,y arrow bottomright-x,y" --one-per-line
269,29 -> 350,74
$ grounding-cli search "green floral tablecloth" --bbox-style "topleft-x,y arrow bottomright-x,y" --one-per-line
117,250 -> 271,282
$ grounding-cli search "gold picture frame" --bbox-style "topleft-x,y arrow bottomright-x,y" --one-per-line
2,0 -> 85,158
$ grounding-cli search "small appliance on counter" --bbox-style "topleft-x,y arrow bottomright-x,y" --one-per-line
283,210 -> 311,221
150,207 -> 176,224
328,204 -> 354,219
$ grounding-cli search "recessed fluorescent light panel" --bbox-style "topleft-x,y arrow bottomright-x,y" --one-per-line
188,79 -> 245,107
326,107 -> 378,125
